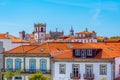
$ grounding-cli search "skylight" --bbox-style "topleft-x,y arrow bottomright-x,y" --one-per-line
108,47 -> 113,51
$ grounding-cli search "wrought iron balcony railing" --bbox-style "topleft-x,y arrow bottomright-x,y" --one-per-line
70,73 -> 80,79
84,73 -> 94,79
1,69 -> 51,74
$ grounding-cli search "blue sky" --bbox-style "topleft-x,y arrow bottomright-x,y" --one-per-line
0,0 -> 120,37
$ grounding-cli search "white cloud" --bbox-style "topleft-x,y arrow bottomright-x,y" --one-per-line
93,9 -> 101,21
45,0 -> 119,11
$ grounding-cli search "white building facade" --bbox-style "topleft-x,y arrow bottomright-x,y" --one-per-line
4,54 -> 51,80
52,59 -> 114,80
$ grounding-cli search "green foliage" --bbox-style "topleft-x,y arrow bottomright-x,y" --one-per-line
4,69 -> 23,79
29,72 -> 49,80
110,36 -> 120,39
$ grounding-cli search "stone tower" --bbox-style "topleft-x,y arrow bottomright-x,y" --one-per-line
70,26 -> 74,36
19,30 -> 25,40
34,23 -> 46,42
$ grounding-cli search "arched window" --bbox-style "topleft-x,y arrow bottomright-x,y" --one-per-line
7,59 -> 13,71
40,59 -> 47,73
41,28 -> 43,32
15,59 -> 21,70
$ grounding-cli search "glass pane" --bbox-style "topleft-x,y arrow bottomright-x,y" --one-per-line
40,59 -> 47,73
15,59 -> 21,70
7,59 -> 13,71
29,59 -> 36,72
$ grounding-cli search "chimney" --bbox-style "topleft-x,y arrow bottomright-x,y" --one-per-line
19,30 -> 25,40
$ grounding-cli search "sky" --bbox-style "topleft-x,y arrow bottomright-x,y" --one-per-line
0,0 -> 120,37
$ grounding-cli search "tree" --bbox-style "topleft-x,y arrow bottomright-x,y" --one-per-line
4,69 -> 23,79
110,36 -> 120,39
29,72 -> 49,80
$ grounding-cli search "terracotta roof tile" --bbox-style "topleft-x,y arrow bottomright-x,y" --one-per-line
8,35 -> 30,43
28,34 -> 34,38
46,34 -> 51,38
0,33 -> 9,39
4,42 -> 120,59
76,31 -> 96,34
5,45 -> 37,54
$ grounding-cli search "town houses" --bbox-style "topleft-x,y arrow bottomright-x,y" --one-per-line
0,23 -> 120,80
1,42 -> 120,80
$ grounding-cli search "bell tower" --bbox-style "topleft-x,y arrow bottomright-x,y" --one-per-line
34,23 -> 46,42
70,26 -> 74,36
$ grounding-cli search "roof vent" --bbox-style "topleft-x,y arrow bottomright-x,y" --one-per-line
108,47 -> 113,51
40,48 -> 45,51
68,43 -> 73,48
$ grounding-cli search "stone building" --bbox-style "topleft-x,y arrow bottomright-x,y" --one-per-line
49,28 -> 64,40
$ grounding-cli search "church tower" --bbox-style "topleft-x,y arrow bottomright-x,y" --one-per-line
34,23 -> 46,42
70,26 -> 74,36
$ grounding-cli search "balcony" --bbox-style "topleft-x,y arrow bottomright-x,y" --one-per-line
70,73 -> 80,79
1,69 -> 51,74
84,73 -> 94,79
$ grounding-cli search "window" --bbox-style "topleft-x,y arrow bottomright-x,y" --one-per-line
81,50 -> 86,58
36,28 -> 37,32
40,59 -> 47,73
100,64 -> 107,75
7,77 -> 12,80
41,28 -> 43,32
85,64 -> 93,77
75,50 -> 80,56
7,59 -> 13,70
15,59 -> 21,70
119,64 -> 120,74
41,34 -> 44,37
15,76 -> 22,80
72,64 -> 79,78
29,59 -> 36,72
59,64 -> 66,74
87,50 -> 92,56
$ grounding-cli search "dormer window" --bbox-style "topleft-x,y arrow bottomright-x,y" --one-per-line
75,50 -> 80,56
87,50 -> 92,56
81,49 -> 86,58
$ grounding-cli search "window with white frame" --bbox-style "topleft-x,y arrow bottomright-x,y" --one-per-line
100,64 -> 107,75
59,64 -> 66,74
87,50 -> 92,56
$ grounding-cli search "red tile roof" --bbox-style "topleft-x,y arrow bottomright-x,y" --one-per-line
4,42 -> 120,59
0,33 -> 30,43
0,34 -> 9,39
5,45 -> 37,54
8,35 -> 30,43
